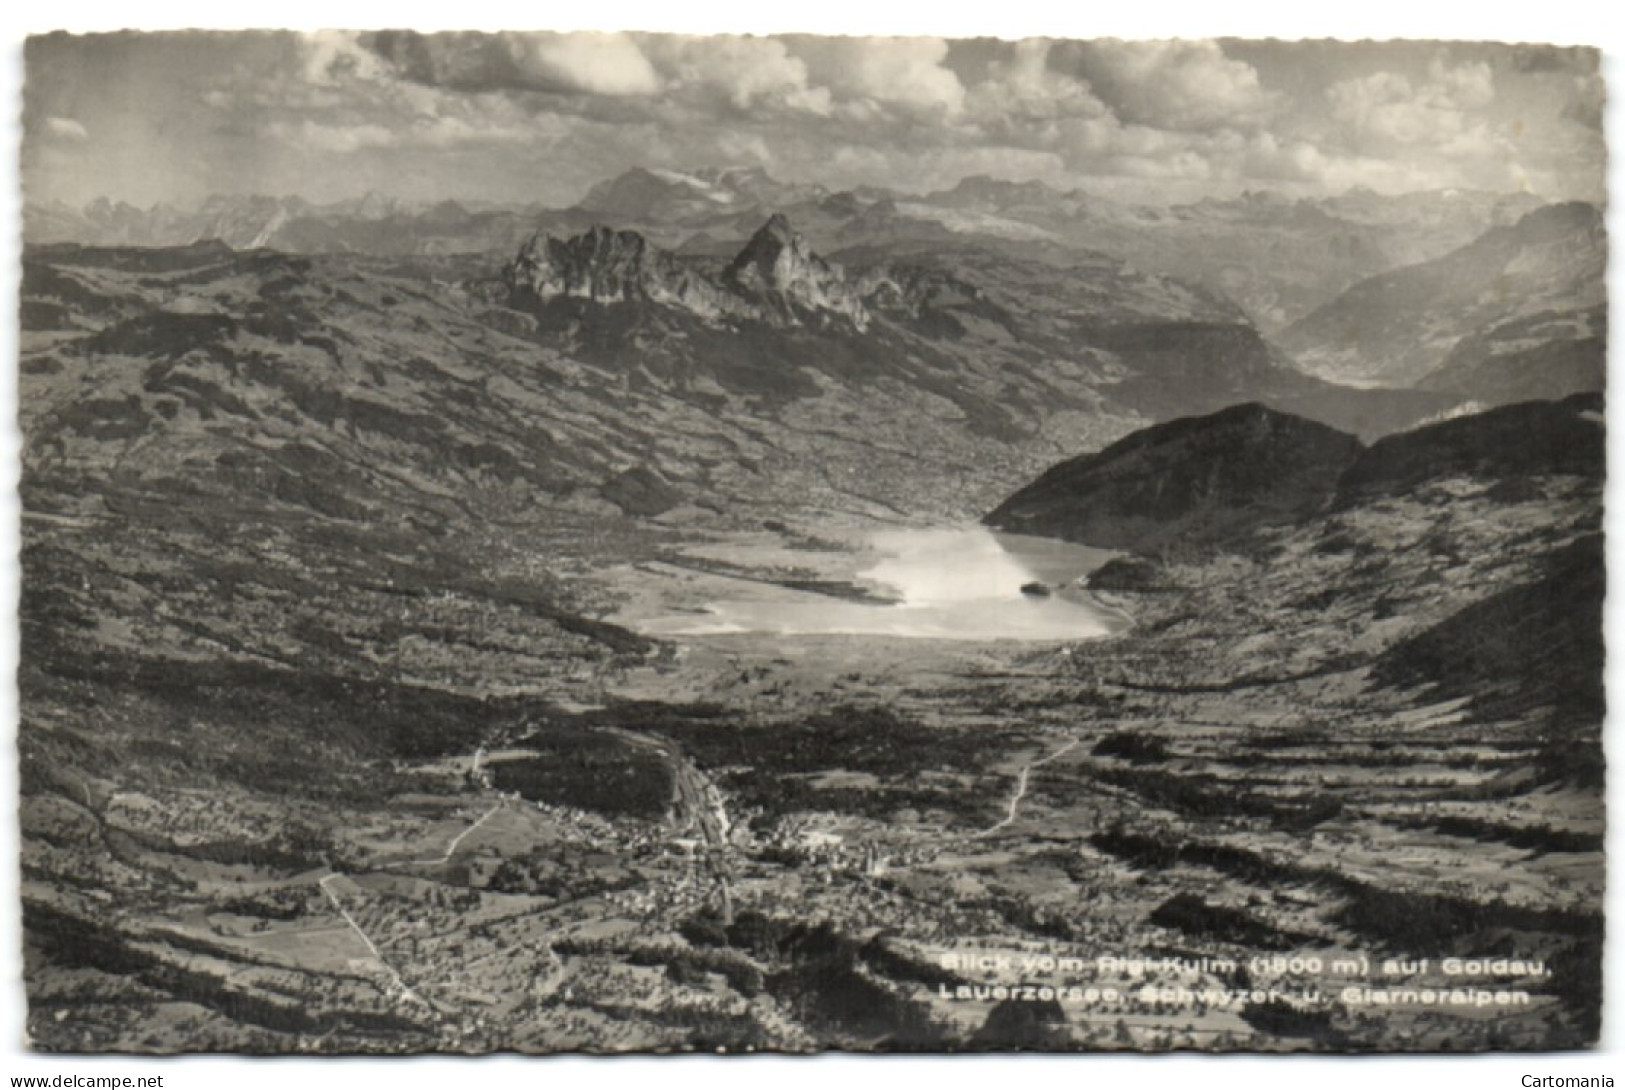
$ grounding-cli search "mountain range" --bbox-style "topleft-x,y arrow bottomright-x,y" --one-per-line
18,161 -> 1609,1054
25,167 -> 1551,336
30,165 -> 1602,423
984,393 -> 1604,556
498,210 -> 1474,444
1279,201 -> 1607,391
36,183 -> 1597,547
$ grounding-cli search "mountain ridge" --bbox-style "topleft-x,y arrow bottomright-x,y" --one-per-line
984,393 -> 1605,556
26,166 -> 1558,336
983,402 -> 1365,555
1279,202 -> 1606,389
507,214 -> 872,332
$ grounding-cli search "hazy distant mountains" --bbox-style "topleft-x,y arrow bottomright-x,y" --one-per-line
19,192 -> 1465,535
27,167 -> 1549,336
24,192 -> 578,259
494,210 -> 1450,447
1418,304 -> 1606,406
577,166 -> 829,225
1279,202 -> 1606,393
24,166 -> 1604,453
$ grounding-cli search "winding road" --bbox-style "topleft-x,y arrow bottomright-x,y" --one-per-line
977,738 -> 1080,837
425,802 -> 504,865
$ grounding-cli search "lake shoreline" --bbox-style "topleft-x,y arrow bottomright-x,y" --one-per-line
612,523 -> 1123,643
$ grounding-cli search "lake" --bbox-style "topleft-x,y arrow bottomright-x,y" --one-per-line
633,526 -> 1122,641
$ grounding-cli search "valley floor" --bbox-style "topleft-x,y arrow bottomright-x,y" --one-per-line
17,476 -> 1604,1053
12,184 -> 1606,1058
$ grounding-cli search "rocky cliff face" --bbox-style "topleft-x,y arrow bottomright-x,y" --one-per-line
723,214 -> 870,330
507,216 -> 868,330
506,225 -> 749,320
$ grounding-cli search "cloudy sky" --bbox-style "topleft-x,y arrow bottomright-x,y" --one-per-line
21,31 -> 1606,208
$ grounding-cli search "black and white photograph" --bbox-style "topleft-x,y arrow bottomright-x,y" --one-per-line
7,14 -> 1613,1062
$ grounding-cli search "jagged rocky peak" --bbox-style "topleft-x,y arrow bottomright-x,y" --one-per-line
511,224 -> 656,302
725,213 -> 798,287
505,216 -> 871,330
724,214 -> 869,329
507,224 -> 743,319
509,224 -> 632,306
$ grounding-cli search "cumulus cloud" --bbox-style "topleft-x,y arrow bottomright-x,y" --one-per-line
1107,149 -> 1215,180
511,33 -> 662,97
1428,56 -> 1494,109
361,31 -> 662,97
644,36 -> 831,114
1059,40 -> 1277,131
362,31 -> 494,90
1326,55 -> 1495,149
361,32 -> 960,117
44,116 -> 88,141
77,31 -> 1597,208
965,39 -> 1108,126
1235,133 -> 1428,191
1241,133 -> 1331,181
1328,71 -> 1425,141
712,130 -> 778,168
793,37 -> 966,115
